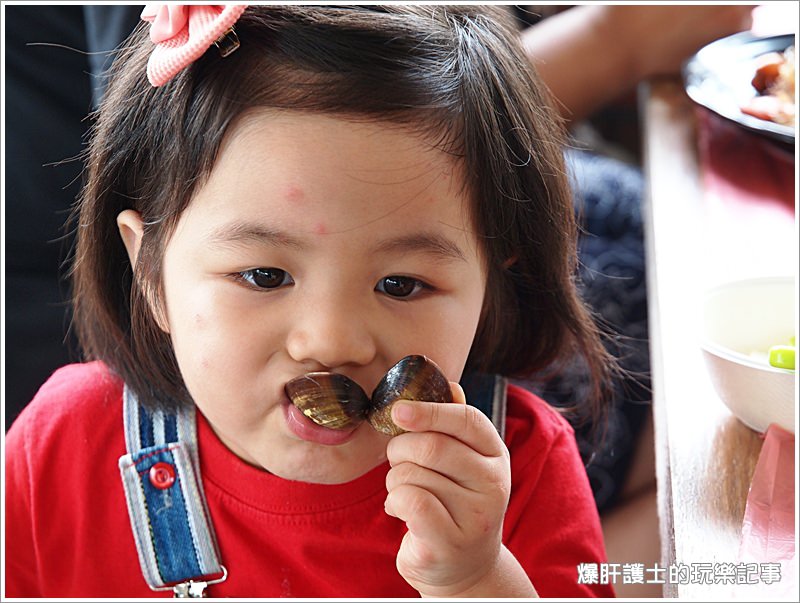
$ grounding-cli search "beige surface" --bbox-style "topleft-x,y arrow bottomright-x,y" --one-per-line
641,77 -> 795,599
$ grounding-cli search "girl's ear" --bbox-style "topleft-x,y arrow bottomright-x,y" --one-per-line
117,209 -> 144,268
116,210 -> 170,333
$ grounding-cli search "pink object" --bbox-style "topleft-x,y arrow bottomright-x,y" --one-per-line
140,4 -> 247,87
739,424 -> 796,597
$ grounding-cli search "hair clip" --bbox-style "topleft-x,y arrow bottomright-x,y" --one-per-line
140,4 -> 248,87
214,27 -> 240,58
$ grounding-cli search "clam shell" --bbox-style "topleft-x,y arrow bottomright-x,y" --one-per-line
368,355 -> 452,435
285,372 -> 370,430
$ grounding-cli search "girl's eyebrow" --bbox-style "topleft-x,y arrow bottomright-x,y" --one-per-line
206,221 -> 465,262
373,233 -> 466,263
206,221 -> 306,250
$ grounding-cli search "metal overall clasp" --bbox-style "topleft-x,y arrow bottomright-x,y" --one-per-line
173,580 -> 210,598
155,566 -> 228,598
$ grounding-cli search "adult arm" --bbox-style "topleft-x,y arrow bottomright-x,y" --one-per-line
521,5 -> 754,122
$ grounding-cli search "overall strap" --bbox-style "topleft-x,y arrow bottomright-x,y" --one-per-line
118,386 -> 225,596
460,373 -> 508,441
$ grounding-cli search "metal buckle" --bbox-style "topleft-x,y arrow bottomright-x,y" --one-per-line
151,565 -> 228,598
172,580 -> 209,598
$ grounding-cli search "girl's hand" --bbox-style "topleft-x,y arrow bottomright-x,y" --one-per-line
384,384 -> 535,597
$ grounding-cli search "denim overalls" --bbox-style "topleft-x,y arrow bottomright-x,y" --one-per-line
118,373 -> 507,597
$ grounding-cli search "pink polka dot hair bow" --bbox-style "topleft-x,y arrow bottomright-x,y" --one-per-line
140,4 -> 247,87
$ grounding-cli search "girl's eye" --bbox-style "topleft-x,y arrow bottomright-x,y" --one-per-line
239,268 -> 294,290
376,276 -> 426,299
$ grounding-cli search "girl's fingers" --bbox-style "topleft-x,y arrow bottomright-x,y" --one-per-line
449,382 -> 466,405
386,431 -> 507,494
390,396 -> 506,459
386,460 -> 456,495
384,482 -> 457,542
386,461 -> 486,533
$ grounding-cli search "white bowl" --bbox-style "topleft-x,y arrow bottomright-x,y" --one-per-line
701,276 -> 796,433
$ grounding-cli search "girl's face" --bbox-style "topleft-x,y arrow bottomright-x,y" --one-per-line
145,111 -> 485,483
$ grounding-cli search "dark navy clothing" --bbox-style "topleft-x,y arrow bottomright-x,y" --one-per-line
4,6 -> 140,428
521,150 -> 651,512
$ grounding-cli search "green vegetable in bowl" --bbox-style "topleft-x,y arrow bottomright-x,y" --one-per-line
768,341 -> 796,370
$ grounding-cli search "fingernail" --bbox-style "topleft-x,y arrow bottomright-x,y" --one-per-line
451,382 -> 466,405
391,401 -> 414,424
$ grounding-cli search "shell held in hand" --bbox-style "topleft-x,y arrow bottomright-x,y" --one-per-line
284,372 -> 370,430
368,355 -> 452,436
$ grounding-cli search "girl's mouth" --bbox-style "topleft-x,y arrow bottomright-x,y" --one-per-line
282,398 -> 360,446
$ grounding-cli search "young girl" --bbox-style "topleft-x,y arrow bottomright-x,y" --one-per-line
5,5 -> 617,598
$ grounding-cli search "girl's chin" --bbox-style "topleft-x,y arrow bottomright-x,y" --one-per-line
267,444 -> 388,484
276,466 -> 374,485
214,401 -> 388,483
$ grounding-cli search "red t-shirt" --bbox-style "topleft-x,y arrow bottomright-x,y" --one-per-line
5,362 -> 614,597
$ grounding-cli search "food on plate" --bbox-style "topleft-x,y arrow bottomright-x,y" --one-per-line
741,45 -> 795,127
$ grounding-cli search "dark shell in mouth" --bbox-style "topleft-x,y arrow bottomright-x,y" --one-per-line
284,372 -> 370,430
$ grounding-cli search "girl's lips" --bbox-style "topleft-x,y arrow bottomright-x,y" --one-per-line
282,398 -> 360,446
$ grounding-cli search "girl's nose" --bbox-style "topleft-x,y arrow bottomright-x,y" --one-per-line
285,294 -> 378,370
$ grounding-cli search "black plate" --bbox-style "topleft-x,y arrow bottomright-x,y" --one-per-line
683,32 -> 796,145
